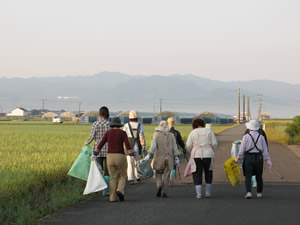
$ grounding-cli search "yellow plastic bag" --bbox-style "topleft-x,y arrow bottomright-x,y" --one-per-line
224,157 -> 242,186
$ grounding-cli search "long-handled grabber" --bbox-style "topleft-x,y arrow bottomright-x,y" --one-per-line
272,166 -> 284,179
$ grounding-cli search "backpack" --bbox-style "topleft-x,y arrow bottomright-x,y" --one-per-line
127,122 -> 143,155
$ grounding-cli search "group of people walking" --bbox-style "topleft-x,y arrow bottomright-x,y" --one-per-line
85,106 -> 272,202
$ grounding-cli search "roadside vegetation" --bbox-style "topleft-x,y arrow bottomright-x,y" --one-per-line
0,122 -> 236,225
285,116 -> 300,144
264,118 -> 300,145
264,120 -> 291,145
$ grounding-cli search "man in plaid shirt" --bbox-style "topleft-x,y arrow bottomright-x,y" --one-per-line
85,106 -> 110,195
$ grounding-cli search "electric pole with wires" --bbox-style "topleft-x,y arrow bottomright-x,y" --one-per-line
41,99 -> 47,114
238,88 -> 240,124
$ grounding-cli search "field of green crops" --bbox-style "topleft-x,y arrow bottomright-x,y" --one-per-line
0,121 -> 236,225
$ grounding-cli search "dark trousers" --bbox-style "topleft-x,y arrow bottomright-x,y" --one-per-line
192,158 -> 213,185
96,156 -> 109,176
244,154 -> 263,193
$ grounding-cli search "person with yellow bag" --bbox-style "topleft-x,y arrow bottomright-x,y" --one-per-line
235,120 -> 272,199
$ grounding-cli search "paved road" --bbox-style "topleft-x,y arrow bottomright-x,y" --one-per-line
41,125 -> 300,225
41,182 -> 300,225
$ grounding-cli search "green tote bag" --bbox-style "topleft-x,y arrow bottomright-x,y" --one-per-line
67,145 -> 92,181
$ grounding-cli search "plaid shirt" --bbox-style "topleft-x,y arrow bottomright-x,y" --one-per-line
85,119 -> 110,157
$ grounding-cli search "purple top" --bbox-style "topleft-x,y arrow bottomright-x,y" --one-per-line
238,131 -> 270,160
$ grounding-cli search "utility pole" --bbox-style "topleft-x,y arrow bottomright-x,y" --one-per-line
243,94 -> 246,122
247,96 -> 251,120
238,88 -> 240,124
258,95 -> 262,121
78,102 -> 81,123
160,99 -> 162,113
153,103 -> 156,113
41,99 -> 47,114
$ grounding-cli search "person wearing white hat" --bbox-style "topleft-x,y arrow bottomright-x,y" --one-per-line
235,120 -> 272,199
123,110 -> 146,184
244,124 -> 269,188
143,121 -> 180,198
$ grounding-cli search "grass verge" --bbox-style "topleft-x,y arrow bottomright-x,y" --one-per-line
264,120 -> 291,145
0,177 -> 88,225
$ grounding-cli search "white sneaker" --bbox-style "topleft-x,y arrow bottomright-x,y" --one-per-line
245,192 -> 252,199
257,193 -> 263,198
196,195 -> 202,199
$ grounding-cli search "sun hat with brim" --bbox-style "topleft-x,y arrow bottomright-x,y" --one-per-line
129,110 -> 138,119
155,121 -> 169,132
245,120 -> 260,131
109,117 -> 123,127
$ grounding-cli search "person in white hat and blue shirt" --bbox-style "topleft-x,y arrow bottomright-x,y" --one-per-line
235,120 -> 272,199
123,110 -> 146,185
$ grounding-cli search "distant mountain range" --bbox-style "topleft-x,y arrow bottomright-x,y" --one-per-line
1,72 -> 299,118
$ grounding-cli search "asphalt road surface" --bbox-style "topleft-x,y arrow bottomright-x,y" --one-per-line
41,125 -> 300,225
41,182 -> 300,225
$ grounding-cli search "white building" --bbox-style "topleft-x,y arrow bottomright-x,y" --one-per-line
6,107 -> 29,117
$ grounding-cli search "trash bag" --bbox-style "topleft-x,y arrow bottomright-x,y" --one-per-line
224,157 -> 242,187
136,159 -> 154,179
231,140 -> 243,168
83,159 -> 107,195
231,140 -> 241,157
67,145 -> 92,181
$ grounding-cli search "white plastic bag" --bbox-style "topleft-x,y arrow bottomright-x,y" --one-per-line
83,160 -> 107,195
231,143 -> 239,157
231,141 -> 243,168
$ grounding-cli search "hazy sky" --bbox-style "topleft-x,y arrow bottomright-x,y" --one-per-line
1,0 -> 299,84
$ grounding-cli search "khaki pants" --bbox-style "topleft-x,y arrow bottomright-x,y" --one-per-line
127,152 -> 141,181
155,159 -> 171,194
107,153 -> 127,201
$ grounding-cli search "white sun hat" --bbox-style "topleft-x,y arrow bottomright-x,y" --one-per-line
129,110 -> 138,119
155,121 -> 169,132
246,120 -> 260,131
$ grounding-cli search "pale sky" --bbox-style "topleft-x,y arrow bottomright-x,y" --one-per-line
1,0 -> 299,84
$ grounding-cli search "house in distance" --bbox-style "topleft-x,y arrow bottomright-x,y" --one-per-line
6,107 -> 29,117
